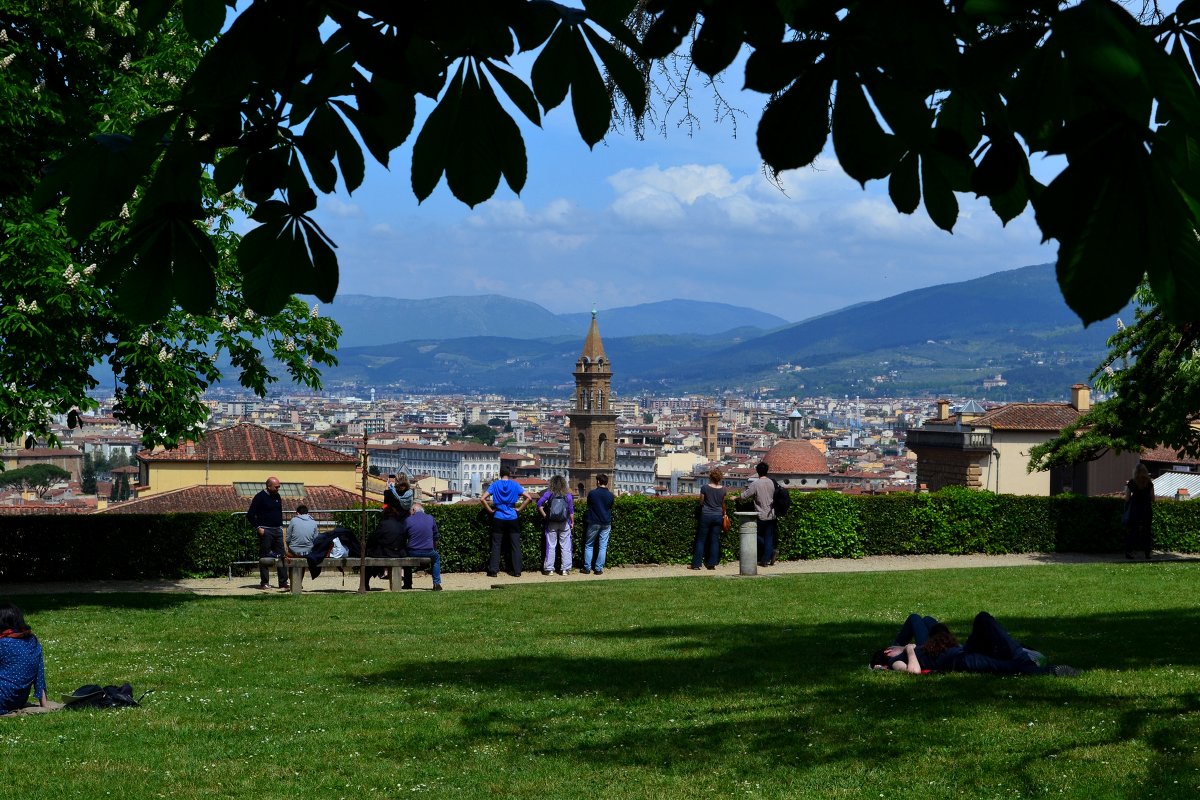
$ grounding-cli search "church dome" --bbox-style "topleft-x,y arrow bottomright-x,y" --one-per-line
764,439 -> 828,475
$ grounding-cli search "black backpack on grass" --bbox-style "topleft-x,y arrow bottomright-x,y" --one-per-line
63,683 -> 141,709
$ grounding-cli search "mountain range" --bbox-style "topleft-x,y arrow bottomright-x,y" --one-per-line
310,263 -> 1130,401
320,295 -> 790,347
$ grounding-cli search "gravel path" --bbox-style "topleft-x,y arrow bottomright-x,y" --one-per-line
1,551 -> 1180,596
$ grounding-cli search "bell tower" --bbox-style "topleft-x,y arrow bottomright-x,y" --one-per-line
568,311 -> 617,492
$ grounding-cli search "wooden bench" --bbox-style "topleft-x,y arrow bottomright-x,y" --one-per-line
259,557 -> 432,594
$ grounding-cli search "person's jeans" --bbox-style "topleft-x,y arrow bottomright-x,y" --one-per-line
893,614 -> 940,646
693,513 -> 723,568
583,523 -> 611,571
543,524 -> 572,572
258,527 -> 286,587
405,549 -> 441,586
756,518 -> 779,564
949,612 -> 1042,674
488,517 -> 522,575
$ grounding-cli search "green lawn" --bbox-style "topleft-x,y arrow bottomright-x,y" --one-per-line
6,563 -> 1200,799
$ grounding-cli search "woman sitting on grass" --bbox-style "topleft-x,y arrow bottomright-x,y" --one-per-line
0,603 -> 52,714
871,612 -> 1080,677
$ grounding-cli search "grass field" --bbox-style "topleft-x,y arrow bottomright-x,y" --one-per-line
4,562 -> 1200,800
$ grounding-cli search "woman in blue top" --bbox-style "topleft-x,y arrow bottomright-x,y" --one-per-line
690,469 -> 727,570
0,604 -> 49,714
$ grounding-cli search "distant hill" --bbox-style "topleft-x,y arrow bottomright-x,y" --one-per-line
558,300 -> 788,337
669,262 -> 1130,399
320,294 -> 786,347
297,263 -> 1131,400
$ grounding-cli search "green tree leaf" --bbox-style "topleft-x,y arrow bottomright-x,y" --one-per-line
569,27 -> 614,147
832,78 -> 899,186
757,67 -> 833,172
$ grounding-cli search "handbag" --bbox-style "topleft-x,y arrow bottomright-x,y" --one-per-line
721,512 -> 731,533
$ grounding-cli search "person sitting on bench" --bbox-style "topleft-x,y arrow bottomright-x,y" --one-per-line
401,504 -> 443,591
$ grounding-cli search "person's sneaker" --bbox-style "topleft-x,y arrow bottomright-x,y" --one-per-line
581,569 -> 591,575
486,572 -> 498,578
257,584 -> 271,591
432,584 -> 443,591
594,569 -> 603,575
560,570 -> 570,576
1050,664 -> 1082,677
541,569 -> 552,576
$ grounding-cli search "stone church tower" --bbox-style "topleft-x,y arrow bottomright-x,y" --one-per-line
701,409 -> 719,460
568,311 -> 617,492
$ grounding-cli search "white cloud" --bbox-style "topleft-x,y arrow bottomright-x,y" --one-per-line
322,197 -> 364,219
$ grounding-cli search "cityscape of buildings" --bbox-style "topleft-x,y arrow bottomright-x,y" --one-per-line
3,317 -> 1200,516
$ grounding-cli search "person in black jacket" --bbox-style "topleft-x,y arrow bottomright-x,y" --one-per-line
246,476 -> 286,590
367,506 -> 408,588
1124,462 -> 1155,559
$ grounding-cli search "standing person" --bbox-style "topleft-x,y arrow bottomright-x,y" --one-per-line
482,466 -> 531,577
286,504 -> 319,557
582,474 -> 615,575
737,461 -> 778,567
402,504 -> 443,591
537,475 -> 575,575
0,604 -> 54,715
247,476 -> 287,590
1125,462 -> 1155,560
690,469 -> 727,571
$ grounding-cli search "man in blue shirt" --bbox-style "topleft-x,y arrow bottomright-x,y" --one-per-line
582,474 -> 615,575
401,504 -> 443,591
482,466 -> 531,577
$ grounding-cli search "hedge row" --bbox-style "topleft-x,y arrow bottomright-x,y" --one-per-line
1,488 -> 1197,582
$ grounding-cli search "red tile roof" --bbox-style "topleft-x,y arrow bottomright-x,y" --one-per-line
97,484 -> 366,514
764,440 -> 829,475
1139,445 -> 1200,466
971,403 -> 1082,431
137,423 -> 355,464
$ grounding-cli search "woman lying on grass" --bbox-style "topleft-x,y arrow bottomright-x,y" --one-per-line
870,612 -> 1080,677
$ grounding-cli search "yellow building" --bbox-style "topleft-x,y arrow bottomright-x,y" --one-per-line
136,422 -> 358,499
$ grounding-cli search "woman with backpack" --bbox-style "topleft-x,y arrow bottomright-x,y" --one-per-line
537,475 -> 575,575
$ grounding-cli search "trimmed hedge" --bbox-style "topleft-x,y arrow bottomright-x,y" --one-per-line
1,489 -> 1198,581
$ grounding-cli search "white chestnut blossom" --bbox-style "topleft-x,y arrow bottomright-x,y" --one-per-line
220,315 -> 237,331
138,331 -> 150,346
116,2 -> 128,19
84,27 -> 95,40
157,347 -> 169,362
119,203 -> 130,220
310,303 -> 319,318
0,54 -> 16,70
243,308 -> 255,321
84,263 -> 97,276
119,53 -> 131,70
283,337 -> 295,352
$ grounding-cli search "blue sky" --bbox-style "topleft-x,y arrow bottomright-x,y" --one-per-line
308,50 -> 1058,324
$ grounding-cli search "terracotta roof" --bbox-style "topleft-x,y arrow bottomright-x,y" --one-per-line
137,423 -> 355,464
97,484 -> 365,514
971,403 -> 1082,431
1139,445 -> 1200,466
763,440 -> 829,475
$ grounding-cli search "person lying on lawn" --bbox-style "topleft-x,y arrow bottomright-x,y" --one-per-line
870,612 -> 1079,677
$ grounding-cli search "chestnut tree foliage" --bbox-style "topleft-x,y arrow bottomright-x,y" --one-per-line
10,0 -> 1200,451
0,2 -> 339,449
1028,283 -> 1200,469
